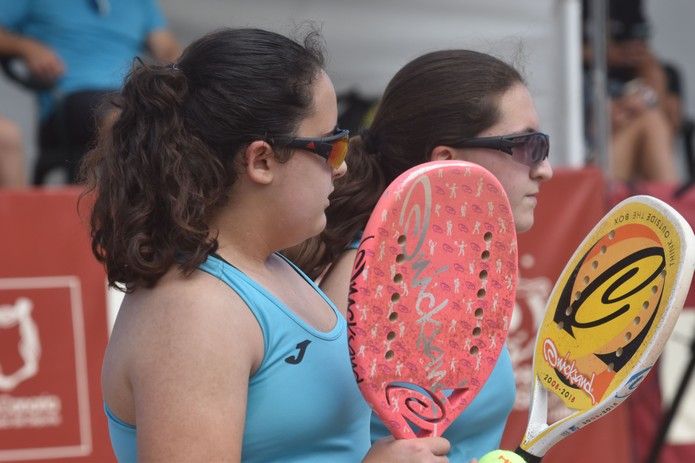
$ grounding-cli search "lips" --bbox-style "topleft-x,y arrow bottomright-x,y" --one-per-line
525,194 -> 538,206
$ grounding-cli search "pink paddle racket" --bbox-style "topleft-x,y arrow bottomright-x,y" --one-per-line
347,160 -> 518,438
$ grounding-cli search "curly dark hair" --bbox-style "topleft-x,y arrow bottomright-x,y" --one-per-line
288,49 -> 524,279
80,28 -> 325,291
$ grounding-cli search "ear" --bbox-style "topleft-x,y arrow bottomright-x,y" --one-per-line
243,140 -> 276,185
429,145 -> 457,161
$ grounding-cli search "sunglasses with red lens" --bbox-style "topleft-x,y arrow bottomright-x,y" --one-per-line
285,128 -> 350,169
450,131 -> 549,167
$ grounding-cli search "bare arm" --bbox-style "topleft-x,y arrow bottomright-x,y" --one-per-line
146,29 -> 181,63
108,272 -> 262,462
0,27 -> 64,82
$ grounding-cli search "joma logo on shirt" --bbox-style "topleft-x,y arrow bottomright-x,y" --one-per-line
285,340 -> 311,364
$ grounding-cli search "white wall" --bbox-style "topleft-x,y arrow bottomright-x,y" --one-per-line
160,0 -> 584,167
5,0 -> 642,174
164,0 -> 561,96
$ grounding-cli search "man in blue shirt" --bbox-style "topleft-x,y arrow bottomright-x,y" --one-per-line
0,0 -> 180,184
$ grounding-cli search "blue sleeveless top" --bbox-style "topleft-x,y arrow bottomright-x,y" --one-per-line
105,254 -> 371,462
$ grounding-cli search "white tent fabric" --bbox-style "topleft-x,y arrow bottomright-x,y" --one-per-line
163,0 -> 585,168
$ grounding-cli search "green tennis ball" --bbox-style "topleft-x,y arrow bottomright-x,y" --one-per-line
478,449 -> 526,463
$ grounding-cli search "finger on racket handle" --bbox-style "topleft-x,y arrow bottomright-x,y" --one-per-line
482,194 -> 695,462
347,160 -> 518,439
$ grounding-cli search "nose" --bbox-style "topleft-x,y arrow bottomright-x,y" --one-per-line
531,158 -> 553,182
332,160 -> 347,179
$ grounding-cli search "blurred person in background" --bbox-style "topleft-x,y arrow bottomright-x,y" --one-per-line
583,0 -> 680,183
0,114 -> 26,187
0,0 -> 180,185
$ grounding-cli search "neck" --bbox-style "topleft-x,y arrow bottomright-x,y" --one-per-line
208,191 -> 293,275
209,178 -> 308,273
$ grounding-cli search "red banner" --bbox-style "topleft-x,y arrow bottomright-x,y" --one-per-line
1,176 -> 694,462
0,189 -> 114,463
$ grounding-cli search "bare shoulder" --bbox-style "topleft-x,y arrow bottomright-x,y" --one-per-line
319,249 -> 357,316
106,268 -> 262,380
103,267 -> 262,461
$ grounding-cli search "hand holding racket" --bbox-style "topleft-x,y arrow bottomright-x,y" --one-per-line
480,195 -> 695,462
347,160 -> 518,439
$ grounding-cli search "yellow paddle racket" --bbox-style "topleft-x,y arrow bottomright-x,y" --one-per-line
482,195 -> 695,462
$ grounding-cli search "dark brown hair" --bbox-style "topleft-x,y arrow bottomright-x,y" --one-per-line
81,28 -> 325,291
287,49 -> 524,278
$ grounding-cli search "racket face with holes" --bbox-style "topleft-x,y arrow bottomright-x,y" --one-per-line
347,160 -> 518,439
520,195 -> 695,456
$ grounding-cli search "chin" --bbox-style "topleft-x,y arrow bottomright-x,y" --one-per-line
287,215 -> 326,245
514,216 -> 534,233
311,215 -> 327,236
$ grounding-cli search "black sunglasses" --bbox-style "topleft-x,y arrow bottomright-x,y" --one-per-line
284,128 -> 350,169
450,131 -> 549,167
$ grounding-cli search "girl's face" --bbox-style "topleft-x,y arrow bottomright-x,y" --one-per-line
453,83 -> 553,233
273,71 -> 347,242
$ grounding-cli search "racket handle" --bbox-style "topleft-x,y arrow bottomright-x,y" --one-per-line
514,447 -> 542,462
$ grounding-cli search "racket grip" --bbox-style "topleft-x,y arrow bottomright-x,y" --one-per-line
514,447 -> 542,463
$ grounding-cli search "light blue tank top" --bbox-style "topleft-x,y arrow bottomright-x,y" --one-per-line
105,253 -> 371,462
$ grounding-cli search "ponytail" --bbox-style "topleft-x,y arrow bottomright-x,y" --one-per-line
81,61 -> 231,291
